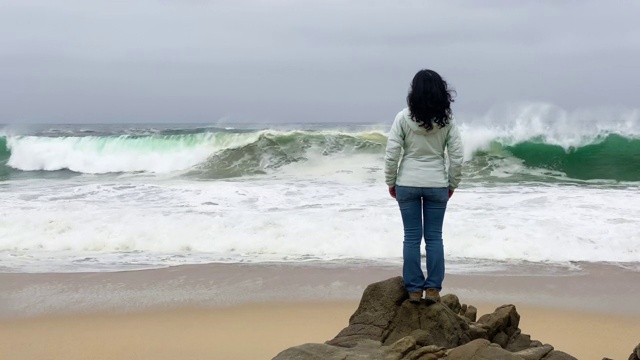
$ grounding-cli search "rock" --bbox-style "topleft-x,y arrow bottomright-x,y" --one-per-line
414,355 -> 439,360
406,345 -> 445,360
467,324 -> 489,341
273,278 -> 586,360
514,344 -> 554,360
388,336 -> 416,357
272,343 -> 341,360
542,350 -> 578,360
383,302 -> 471,348
506,330 -> 532,352
630,342 -> 640,360
328,277 -> 407,347
410,329 -> 435,346
441,294 -> 462,314
272,340 -> 386,360
464,305 -> 478,322
493,331 -> 509,348
445,339 -> 523,360
477,305 -> 521,340
328,277 -> 471,350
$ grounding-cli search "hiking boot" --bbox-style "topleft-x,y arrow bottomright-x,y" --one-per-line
424,288 -> 440,304
408,291 -> 423,304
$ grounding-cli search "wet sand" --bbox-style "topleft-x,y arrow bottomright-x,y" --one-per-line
1,262 -> 639,359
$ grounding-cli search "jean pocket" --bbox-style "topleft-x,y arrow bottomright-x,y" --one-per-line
395,186 -> 417,202
429,188 -> 449,203
438,188 -> 450,203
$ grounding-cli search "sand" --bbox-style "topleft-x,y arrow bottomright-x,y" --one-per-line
1,263 -> 639,359
0,302 -> 356,360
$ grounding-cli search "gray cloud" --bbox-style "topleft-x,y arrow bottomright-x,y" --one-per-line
0,0 -> 639,123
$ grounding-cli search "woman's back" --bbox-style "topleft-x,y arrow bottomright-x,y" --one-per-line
384,108 -> 463,189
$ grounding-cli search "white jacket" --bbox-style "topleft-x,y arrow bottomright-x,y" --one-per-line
384,108 -> 463,189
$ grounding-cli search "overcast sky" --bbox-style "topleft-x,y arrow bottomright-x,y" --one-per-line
1,0 -> 639,124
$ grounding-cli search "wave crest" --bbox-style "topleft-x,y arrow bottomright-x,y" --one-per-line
2,131 -> 387,177
1,112 -> 639,182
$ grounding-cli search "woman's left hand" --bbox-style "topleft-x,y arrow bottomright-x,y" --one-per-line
388,186 -> 396,199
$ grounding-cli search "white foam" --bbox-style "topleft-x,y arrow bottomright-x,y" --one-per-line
5,132 -> 260,174
1,176 -> 638,272
458,102 -> 640,158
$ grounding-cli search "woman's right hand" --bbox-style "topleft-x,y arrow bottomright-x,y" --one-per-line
448,189 -> 454,199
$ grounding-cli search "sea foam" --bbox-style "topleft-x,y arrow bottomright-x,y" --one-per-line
0,177 -> 638,272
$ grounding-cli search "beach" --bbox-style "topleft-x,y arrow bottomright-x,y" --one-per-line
2,0 -> 640,358
2,262 -> 639,360
1,123 -> 639,359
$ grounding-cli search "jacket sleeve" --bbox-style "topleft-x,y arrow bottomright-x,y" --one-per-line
446,119 -> 464,189
384,114 -> 405,186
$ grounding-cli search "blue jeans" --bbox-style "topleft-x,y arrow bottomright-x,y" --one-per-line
395,186 -> 449,293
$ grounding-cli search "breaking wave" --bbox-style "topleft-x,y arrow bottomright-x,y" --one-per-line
1,104 -> 639,182
1,131 -> 386,177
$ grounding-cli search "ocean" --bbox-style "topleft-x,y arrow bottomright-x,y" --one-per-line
1,107 -> 639,273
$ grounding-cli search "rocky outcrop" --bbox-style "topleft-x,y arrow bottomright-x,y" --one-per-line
324,276 -> 407,347
445,339 -> 522,360
542,351 -> 578,360
630,342 -> 640,360
476,304 -> 520,342
272,277 -> 638,360
273,339 -> 388,360
327,277 -> 471,349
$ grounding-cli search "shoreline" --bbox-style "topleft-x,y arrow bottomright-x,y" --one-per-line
2,261 -> 639,319
2,262 -> 639,359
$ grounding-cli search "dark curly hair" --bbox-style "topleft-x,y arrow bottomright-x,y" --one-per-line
406,69 -> 455,131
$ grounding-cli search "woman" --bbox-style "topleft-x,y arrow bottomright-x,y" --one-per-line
384,69 -> 463,304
